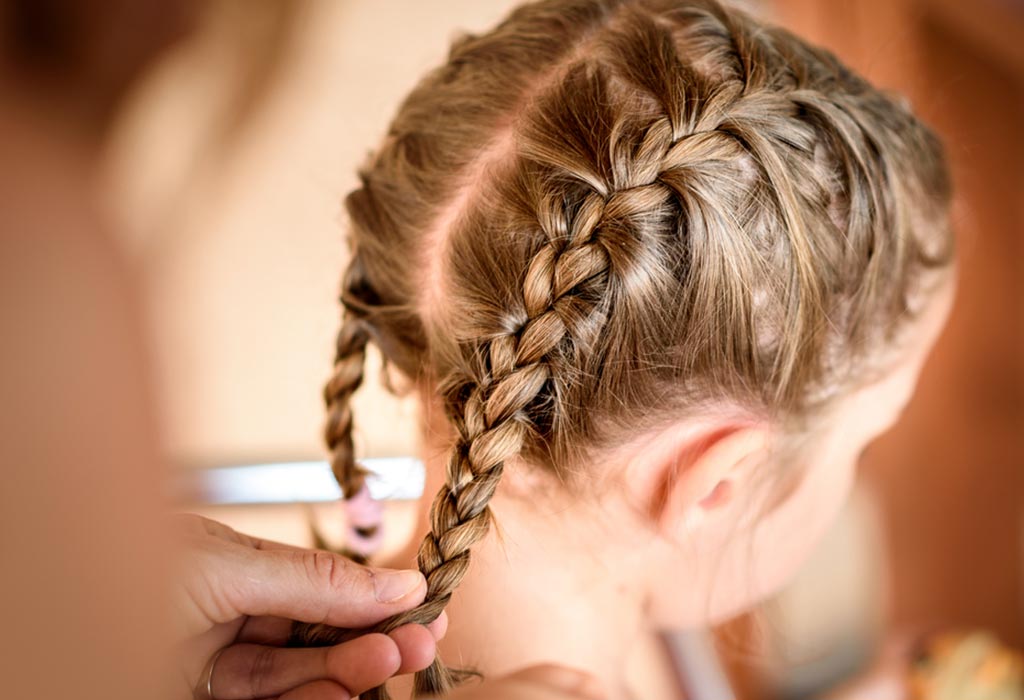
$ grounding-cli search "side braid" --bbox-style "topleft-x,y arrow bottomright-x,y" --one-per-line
323,315 -> 372,502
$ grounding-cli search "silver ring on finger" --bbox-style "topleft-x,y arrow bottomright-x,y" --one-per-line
193,647 -> 226,700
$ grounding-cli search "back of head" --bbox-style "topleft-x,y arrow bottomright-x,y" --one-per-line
298,0 -> 955,696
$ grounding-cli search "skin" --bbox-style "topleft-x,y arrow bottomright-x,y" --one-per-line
1,89 -> 182,700
387,268 -> 957,700
440,666 -> 606,700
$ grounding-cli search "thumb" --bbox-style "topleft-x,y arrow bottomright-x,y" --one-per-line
206,540 -> 427,628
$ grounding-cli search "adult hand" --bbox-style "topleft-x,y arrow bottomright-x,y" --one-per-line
435,665 -> 607,700
176,514 -> 446,700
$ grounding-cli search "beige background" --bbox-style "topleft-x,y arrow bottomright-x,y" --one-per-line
104,0 -> 523,466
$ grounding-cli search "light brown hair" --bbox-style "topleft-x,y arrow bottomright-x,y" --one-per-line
292,0 -> 954,696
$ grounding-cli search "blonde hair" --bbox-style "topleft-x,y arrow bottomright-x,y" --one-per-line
293,0 -> 954,696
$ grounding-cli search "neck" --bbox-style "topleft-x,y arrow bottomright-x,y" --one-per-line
385,469 -> 684,700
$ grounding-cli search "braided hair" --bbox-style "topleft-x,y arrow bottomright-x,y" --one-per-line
292,1 -> 954,697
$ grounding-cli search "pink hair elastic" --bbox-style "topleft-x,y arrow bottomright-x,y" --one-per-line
343,482 -> 385,558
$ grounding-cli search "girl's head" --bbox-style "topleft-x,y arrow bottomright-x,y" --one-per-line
311,0 -> 956,695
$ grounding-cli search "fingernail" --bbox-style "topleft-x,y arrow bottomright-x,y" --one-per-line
373,569 -> 424,603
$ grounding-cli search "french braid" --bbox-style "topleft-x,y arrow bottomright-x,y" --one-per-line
289,2 -> 955,698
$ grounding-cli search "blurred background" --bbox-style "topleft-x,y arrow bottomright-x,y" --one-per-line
2,0 -> 1021,698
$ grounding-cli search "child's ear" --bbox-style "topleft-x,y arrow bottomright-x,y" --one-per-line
627,422 -> 770,536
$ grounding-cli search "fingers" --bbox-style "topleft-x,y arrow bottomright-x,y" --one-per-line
426,610 -> 448,642
269,680 -> 349,700
236,612 -> 447,646
212,635 -> 395,699
179,514 -> 429,629
210,626 -> 438,699
237,615 -> 293,645
387,624 -> 437,674
207,539 -> 427,628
